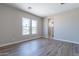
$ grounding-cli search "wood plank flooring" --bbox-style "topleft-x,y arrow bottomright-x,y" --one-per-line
0,38 -> 79,56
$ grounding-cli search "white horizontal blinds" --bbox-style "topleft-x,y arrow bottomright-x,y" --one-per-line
22,17 -> 30,35
32,20 -> 37,34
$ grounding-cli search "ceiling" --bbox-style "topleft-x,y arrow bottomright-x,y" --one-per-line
6,3 -> 79,17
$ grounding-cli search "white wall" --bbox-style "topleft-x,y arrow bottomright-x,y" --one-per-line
0,4 -> 43,46
43,17 -> 48,38
54,7 -> 79,44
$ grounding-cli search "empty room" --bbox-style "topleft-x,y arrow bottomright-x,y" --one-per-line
0,3 -> 79,56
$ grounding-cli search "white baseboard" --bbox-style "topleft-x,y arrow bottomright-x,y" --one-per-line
0,36 -> 43,48
2,37 -> 78,48
53,37 -> 79,45
0,39 -> 30,47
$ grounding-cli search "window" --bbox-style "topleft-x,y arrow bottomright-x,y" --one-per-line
22,17 -> 30,35
22,17 -> 37,35
32,20 -> 37,34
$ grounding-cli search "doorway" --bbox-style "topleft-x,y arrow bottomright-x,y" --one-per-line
48,18 -> 54,39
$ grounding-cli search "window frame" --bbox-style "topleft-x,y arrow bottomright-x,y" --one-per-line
22,17 -> 30,35
32,20 -> 37,34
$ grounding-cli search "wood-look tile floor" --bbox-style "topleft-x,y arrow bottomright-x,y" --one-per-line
0,38 -> 79,56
